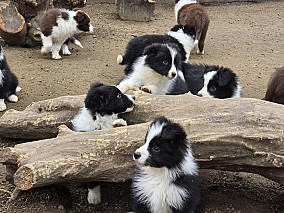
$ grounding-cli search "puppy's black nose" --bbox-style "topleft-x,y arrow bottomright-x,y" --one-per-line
172,72 -> 176,77
132,96 -> 135,100
134,152 -> 141,159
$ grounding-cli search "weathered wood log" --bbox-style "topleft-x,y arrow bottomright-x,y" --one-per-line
53,0 -> 87,9
0,1 -> 27,45
116,0 -> 155,22
1,93 -> 284,190
0,95 -> 85,140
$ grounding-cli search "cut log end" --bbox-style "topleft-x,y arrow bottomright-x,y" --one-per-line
14,165 -> 34,191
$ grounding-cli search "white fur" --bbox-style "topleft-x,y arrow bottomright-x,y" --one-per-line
15,86 -> 21,93
117,47 -> 181,95
133,148 -> 198,213
72,107 -> 120,132
8,94 -> 18,102
0,50 -> 4,60
73,38 -> 84,48
117,54 -> 123,64
197,71 -> 217,97
234,84 -> 242,97
175,0 -> 197,21
167,30 -> 196,61
0,99 -> 6,111
87,185 -> 101,205
41,9 -> 93,60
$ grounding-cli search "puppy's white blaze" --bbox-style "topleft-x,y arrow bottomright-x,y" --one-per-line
72,107 -> 119,132
175,0 -> 197,21
87,185 -> 101,205
167,46 -> 178,79
167,31 -> 196,61
135,121 -> 165,165
197,71 -> 217,97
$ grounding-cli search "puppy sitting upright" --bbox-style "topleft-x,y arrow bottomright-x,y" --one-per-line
132,116 -> 203,213
0,46 -> 21,111
71,82 -> 135,205
175,0 -> 210,55
40,8 -> 94,60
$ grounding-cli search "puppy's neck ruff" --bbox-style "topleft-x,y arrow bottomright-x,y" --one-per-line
133,148 -> 198,213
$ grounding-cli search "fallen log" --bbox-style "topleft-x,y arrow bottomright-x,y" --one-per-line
116,0 -> 155,22
1,93 -> 284,190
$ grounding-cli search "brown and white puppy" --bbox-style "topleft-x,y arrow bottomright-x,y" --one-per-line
264,67 -> 284,104
40,8 -> 94,60
175,0 -> 210,55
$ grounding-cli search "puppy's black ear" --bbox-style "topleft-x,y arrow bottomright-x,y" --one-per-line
84,83 -> 104,110
183,25 -> 196,39
218,68 -> 236,87
143,44 -> 159,56
74,11 -> 85,22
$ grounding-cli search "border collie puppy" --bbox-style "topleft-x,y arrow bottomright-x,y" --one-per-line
117,24 -> 196,72
263,67 -> 284,104
0,46 -> 21,111
40,8 -> 94,60
132,116 -> 203,213
117,43 -> 188,95
175,0 -> 210,55
71,82 -> 135,205
181,62 -> 242,98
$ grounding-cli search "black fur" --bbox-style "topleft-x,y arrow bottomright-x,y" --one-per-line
118,25 -> 196,74
0,46 -> 19,110
85,82 -> 134,117
181,62 -> 242,98
132,116 -> 203,213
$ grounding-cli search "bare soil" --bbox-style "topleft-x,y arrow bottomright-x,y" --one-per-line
0,1 -> 284,213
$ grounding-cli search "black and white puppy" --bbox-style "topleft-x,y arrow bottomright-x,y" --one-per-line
117,43 -> 188,95
117,24 -> 196,73
40,8 -> 94,60
181,63 -> 242,98
132,116 -> 203,213
71,82 -> 135,205
0,46 -> 21,111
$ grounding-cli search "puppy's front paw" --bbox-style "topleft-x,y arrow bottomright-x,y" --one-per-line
0,101 -> 6,111
87,186 -> 101,205
141,86 -> 152,93
112,119 -> 127,128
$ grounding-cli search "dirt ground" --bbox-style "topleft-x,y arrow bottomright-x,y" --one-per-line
0,1 -> 284,213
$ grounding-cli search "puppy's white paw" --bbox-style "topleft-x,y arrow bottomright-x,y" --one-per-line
8,94 -> 18,103
41,46 -> 51,53
112,119 -> 127,128
117,55 -> 123,64
87,186 -> 101,205
15,86 -> 22,93
0,100 -> 6,111
62,49 -> 71,55
52,54 -> 62,60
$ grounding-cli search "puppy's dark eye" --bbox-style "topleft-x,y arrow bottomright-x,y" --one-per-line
117,93 -> 121,98
152,146 -> 160,152
162,60 -> 169,65
210,86 -> 216,92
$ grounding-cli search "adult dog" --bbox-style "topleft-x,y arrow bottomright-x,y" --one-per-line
71,82 -> 135,204
0,46 -> 21,111
117,43 -> 189,95
263,67 -> 284,104
40,8 -> 94,59
175,0 -> 210,55
182,63 -> 242,98
132,116 -> 203,213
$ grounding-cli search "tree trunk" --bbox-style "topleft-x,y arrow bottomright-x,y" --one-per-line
1,93 -> 284,190
116,0 -> 155,22
0,1 -> 27,46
